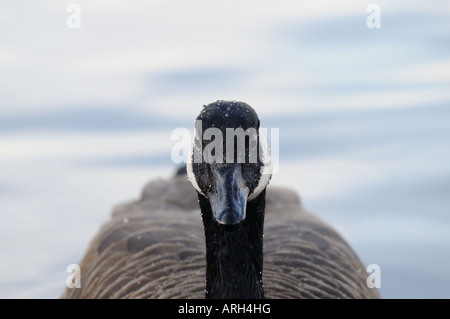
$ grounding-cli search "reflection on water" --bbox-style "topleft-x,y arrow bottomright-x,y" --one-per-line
0,1 -> 449,298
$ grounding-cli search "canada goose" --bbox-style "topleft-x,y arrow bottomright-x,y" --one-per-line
62,100 -> 380,299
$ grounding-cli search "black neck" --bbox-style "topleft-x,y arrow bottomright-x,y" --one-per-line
199,190 -> 266,299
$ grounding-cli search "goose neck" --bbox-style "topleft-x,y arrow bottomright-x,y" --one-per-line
199,191 -> 266,299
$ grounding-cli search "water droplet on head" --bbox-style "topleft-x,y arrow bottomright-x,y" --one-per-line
225,113 -> 228,117
122,217 -> 129,224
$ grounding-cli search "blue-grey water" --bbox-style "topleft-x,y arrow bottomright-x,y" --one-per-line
1,1 -> 449,298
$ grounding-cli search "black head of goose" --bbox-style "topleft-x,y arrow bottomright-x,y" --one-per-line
61,100 -> 381,299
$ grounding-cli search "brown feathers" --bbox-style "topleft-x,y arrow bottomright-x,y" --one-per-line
61,173 -> 380,299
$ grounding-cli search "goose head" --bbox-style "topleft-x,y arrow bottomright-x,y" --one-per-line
187,100 -> 272,231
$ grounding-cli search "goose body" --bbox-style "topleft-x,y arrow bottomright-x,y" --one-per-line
62,101 -> 380,299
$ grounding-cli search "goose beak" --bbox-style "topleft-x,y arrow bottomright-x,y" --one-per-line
208,164 -> 249,231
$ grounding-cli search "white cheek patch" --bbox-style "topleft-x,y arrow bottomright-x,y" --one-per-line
248,128 -> 273,201
186,129 -> 205,196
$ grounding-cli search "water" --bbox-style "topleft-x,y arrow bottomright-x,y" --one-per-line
0,1 -> 449,298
